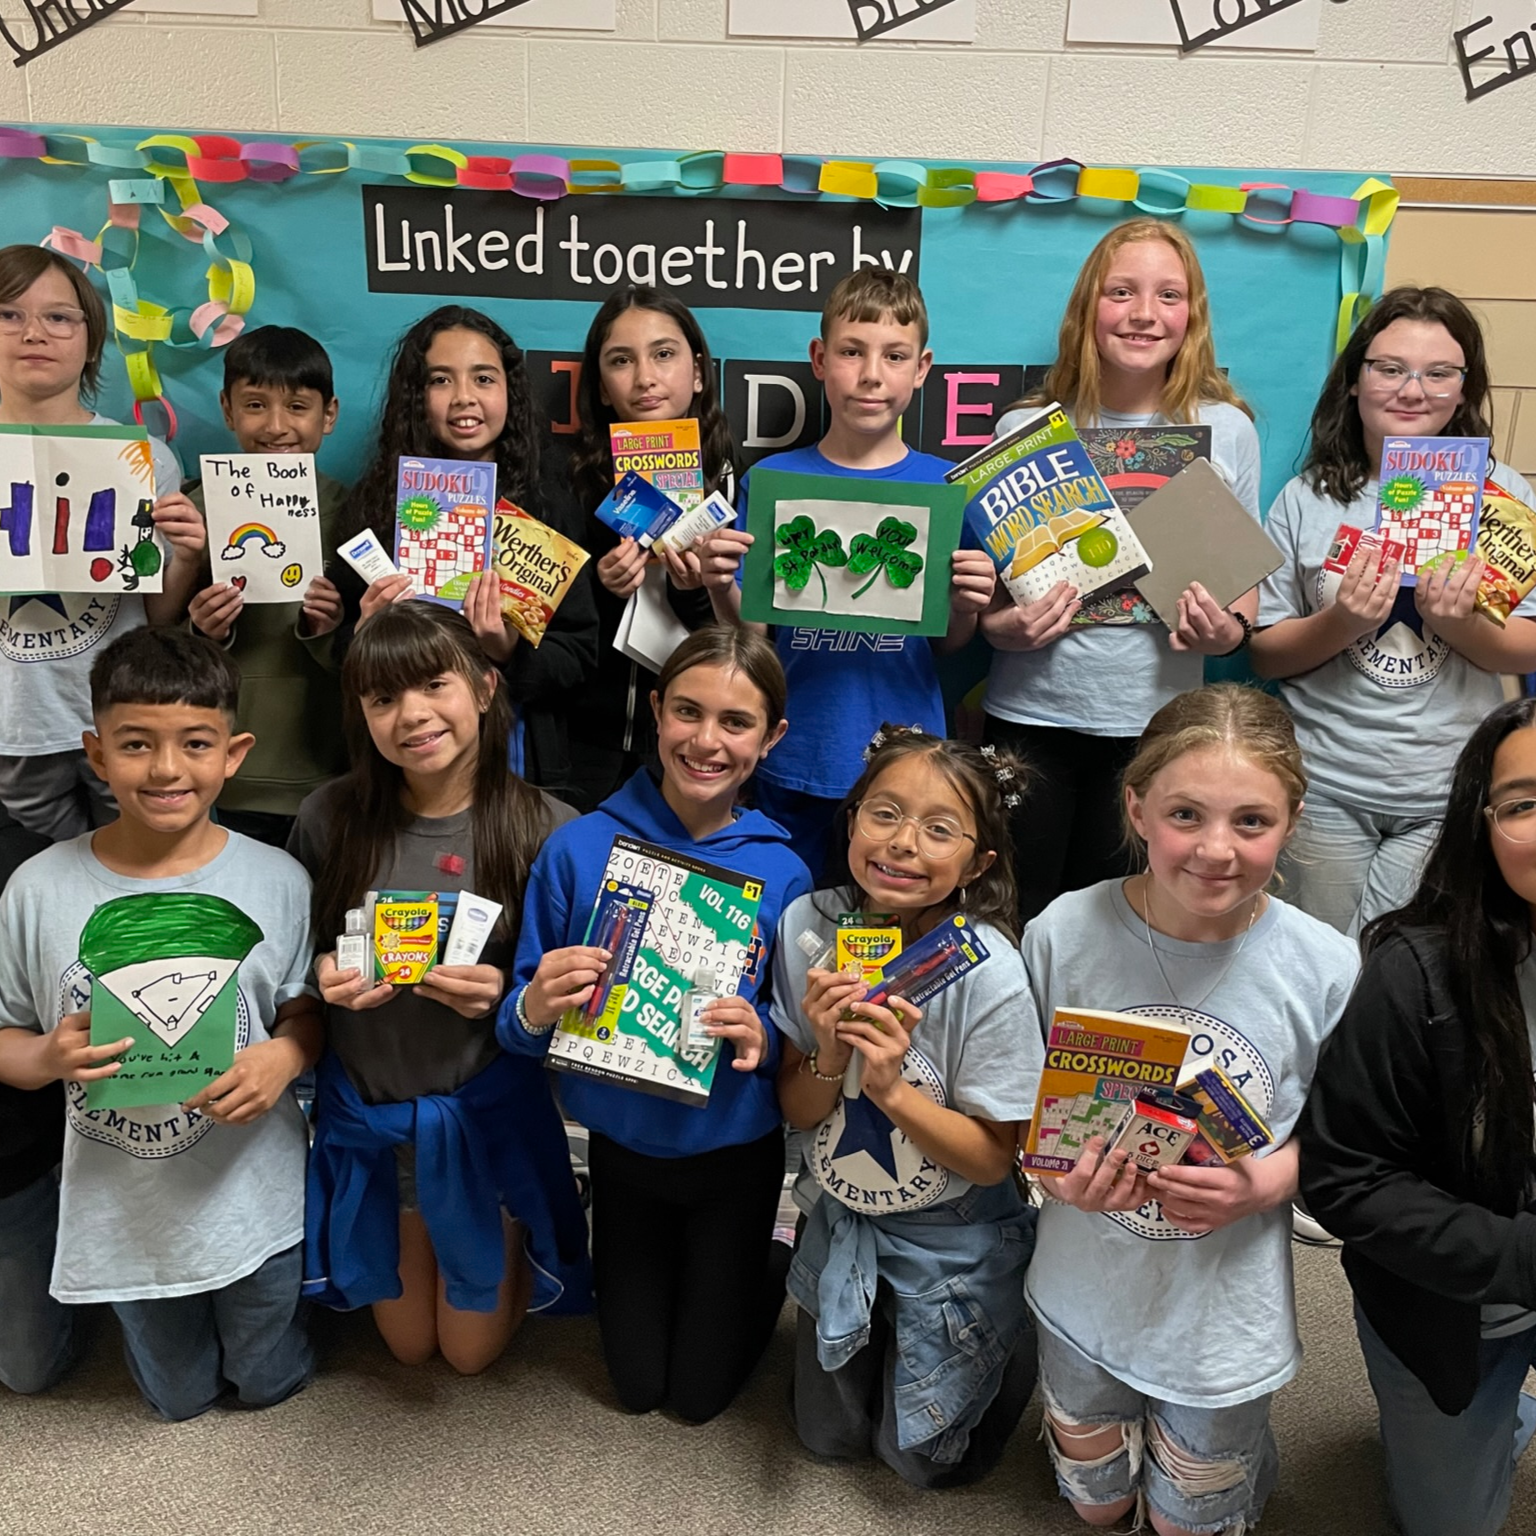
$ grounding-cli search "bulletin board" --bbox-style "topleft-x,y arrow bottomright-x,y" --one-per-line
0,126 -> 1395,510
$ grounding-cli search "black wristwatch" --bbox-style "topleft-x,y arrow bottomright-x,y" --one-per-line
1218,610 -> 1253,656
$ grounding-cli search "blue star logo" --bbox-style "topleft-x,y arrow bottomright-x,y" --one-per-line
8,593 -> 69,621
831,1090 -> 902,1182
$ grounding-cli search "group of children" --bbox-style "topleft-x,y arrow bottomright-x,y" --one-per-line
1,217 -> 1534,1536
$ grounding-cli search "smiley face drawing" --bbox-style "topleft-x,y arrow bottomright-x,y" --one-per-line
280,563 -> 303,588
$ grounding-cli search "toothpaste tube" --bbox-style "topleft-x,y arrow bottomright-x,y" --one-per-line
653,489 -> 735,554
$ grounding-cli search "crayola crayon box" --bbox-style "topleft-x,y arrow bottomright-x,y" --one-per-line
373,891 -> 440,985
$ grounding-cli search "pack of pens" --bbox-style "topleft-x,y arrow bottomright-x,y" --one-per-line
864,914 -> 989,1010
557,881 -> 654,1043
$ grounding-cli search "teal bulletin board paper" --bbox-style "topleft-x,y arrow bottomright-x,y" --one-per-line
741,468 -> 965,636
0,129 -> 1388,522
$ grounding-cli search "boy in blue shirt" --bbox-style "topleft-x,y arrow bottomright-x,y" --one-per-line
0,626 -> 321,1420
700,267 -> 994,874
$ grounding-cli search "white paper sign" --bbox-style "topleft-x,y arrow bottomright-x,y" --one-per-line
202,453 -> 325,604
773,498 -> 930,624
614,564 -> 689,673
729,0 -> 975,43
1066,0 -> 1322,50
0,426 -> 163,596
371,0 -> 616,31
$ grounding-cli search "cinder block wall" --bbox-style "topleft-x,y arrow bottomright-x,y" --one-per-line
1,0 -> 1526,174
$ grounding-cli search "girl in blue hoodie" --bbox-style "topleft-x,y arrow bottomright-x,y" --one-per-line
500,626 -> 812,1423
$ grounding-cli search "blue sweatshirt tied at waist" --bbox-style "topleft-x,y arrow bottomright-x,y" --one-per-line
789,1178 -> 1036,1464
303,1049 -> 593,1315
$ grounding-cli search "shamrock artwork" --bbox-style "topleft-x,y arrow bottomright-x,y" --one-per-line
81,893 -> 262,1110
741,469 -> 966,636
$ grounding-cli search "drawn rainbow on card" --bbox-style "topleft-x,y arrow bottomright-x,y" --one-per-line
220,522 -> 289,562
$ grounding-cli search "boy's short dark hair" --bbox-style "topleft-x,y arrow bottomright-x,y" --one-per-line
820,268 -> 930,348
221,324 -> 335,401
90,627 -> 241,723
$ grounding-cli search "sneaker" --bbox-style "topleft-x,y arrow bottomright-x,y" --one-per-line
1291,1202 -> 1339,1246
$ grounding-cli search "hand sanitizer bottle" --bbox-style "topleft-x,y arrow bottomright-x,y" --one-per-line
336,907 -> 369,979
678,965 -> 722,1054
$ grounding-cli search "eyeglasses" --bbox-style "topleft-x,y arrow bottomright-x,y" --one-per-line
0,305 -> 89,339
1485,797 -> 1536,844
854,799 -> 976,860
1361,359 -> 1467,399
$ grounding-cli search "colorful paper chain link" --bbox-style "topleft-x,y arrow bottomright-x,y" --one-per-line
0,127 -> 1400,431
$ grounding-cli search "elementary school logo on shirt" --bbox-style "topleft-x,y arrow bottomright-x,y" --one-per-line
1316,567 -> 1447,690
55,958 -> 252,1158
1106,1004 -> 1276,1243
0,591 -> 122,664
811,1047 -> 949,1212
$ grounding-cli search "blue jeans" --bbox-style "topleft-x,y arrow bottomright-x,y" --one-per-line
1355,1305 -> 1536,1536
112,1243 -> 312,1422
1036,1322 -> 1278,1534
0,1169 -> 76,1395
1280,792 -> 1438,938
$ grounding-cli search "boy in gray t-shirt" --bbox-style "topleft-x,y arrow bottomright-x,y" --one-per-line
0,626 -> 321,1421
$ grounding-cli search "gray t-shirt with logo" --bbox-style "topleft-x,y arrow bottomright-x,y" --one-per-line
1020,880 -> 1358,1406
0,832 -> 313,1304
1257,462 -> 1536,817
772,892 -> 1042,1213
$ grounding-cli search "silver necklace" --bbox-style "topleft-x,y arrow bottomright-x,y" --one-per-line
1137,877 -> 1261,1012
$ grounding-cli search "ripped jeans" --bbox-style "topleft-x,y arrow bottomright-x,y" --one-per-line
1037,1322 -> 1278,1535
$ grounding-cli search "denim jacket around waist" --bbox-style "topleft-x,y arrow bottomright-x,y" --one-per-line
788,1177 -> 1036,1463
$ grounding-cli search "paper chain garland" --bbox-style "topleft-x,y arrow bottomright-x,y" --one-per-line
0,126 -> 1399,435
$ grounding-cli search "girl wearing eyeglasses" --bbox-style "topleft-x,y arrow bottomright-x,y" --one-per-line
1251,286 -> 1536,937
1298,695 -> 1536,1536
0,245 -> 200,841
774,726 -> 1043,1488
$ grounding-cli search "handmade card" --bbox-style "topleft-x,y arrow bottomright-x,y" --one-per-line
0,423 -> 163,596
394,456 -> 496,609
740,469 -> 965,636
547,836 -> 764,1107
82,893 -> 262,1110
202,452 -> 325,603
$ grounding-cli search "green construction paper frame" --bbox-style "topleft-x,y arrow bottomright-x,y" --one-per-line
740,469 -> 966,637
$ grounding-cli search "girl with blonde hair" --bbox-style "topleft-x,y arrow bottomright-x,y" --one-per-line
980,219 -> 1263,924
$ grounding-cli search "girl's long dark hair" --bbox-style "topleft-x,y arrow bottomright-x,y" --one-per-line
1364,697 -> 1536,1199
311,603 -> 549,948
341,305 -> 540,544
820,725 -> 1028,946
1300,286 -> 1494,507
568,285 -> 734,516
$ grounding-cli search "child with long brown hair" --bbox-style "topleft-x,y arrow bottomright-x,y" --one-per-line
336,304 -> 598,800
500,625 -> 811,1424
1020,684 -> 1357,1535
1251,286 -> 1536,936
775,726 -> 1042,1488
980,219 -> 1262,924
564,285 -> 736,809
291,602 -> 592,1373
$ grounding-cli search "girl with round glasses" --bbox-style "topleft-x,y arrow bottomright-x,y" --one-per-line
1251,287 -> 1536,937
1298,695 -> 1536,1536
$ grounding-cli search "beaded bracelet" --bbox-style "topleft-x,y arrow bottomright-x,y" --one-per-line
516,985 -> 555,1035
803,1050 -> 846,1083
